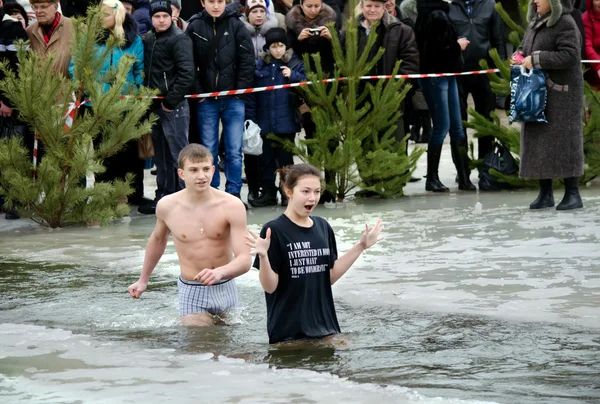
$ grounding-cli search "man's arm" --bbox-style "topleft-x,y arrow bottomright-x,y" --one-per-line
490,7 -> 507,61
195,198 -> 251,285
397,26 -> 420,75
234,24 -> 256,90
163,34 -> 195,110
128,200 -> 171,298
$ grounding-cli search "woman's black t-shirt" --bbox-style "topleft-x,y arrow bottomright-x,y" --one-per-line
253,214 -> 341,344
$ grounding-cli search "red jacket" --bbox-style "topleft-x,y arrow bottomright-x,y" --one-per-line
582,0 -> 600,89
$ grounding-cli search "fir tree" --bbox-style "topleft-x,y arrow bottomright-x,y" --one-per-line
0,6 -> 155,228
465,0 -> 600,186
275,0 -> 424,202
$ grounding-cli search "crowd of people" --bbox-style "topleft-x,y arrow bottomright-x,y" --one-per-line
0,0 -> 594,221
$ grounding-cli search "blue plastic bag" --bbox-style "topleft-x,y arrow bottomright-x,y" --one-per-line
509,65 -> 548,124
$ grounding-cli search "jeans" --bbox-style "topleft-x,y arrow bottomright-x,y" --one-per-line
197,97 -> 245,194
418,76 -> 465,146
152,100 -> 190,200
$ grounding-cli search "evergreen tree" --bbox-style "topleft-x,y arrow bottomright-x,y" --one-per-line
465,0 -> 600,186
0,6 -> 155,228
276,0 -> 424,202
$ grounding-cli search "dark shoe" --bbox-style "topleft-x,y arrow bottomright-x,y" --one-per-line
425,144 -> 449,192
231,193 -> 248,210
242,177 -> 248,184
138,202 -> 157,215
128,195 -> 154,206
450,139 -> 476,191
248,189 -> 260,204
409,176 -> 421,183
249,190 -> 277,208
280,190 -> 288,207
409,126 -> 419,142
556,177 -> 583,210
5,209 -> 20,220
530,179 -> 554,209
150,169 -> 157,176
218,159 -> 225,173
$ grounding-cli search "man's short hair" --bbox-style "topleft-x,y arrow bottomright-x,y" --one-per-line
178,144 -> 214,168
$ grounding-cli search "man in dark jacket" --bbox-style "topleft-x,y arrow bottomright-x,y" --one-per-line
122,0 -> 153,35
449,0 -> 506,190
186,0 -> 254,206
138,0 -> 194,215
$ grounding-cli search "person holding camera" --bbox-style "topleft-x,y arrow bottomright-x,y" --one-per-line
285,0 -> 338,204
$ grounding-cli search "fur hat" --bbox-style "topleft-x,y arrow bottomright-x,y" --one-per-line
150,0 -> 172,16
263,27 -> 288,51
29,0 -> 59,5
245,0 -> 267,16
526,0 -> 572,27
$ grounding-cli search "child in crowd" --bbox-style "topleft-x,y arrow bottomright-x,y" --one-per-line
245,27 -> 306,208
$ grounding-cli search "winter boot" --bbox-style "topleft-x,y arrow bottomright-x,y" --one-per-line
450,138 -> 476,191
279,188 -> 288,207
425,144 -> 449,192
248,188 -> 260,205
529,179 -> 554,209
556,177 -> 583,210
249,188 -> 277,208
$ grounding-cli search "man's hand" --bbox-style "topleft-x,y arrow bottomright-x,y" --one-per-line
457,37 -> 470,51
194,268 -> 224,285
281,66 -> 291,78
246,229 -> 271,257
358,219 -> 383,250
0,102 -> 13,118
128,280 -> 148,298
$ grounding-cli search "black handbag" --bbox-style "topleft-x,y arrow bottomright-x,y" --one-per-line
480,142 -> 518,188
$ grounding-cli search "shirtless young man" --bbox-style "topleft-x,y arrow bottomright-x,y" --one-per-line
128,144 -> 251,326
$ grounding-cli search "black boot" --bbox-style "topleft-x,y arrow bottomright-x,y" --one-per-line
530,179 -> 554,209
451,139 -> 476,191
279,188 -> 288,207
425,144 -> 449,192
138,199 -> 158,214
556,177 -> 583,210
232,193 -> 249,210
418,112 -> 431,144
249,188 -> 277,208
248,188 -> 260,204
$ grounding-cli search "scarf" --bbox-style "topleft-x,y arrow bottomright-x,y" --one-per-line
42,12 -> 61,44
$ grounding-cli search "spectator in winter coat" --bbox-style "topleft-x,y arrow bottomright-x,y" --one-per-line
121,0 -> 153,34
239,0 -> 285,205
186,0 -> 255,207
0,0 -> 28,220
513,0 -> 584,211
170,0 -> 187,30
415,0 -> 475,193
138,0 -> 194,214
583,0 -> 600,90
449,0 -> 507,191
69,0 -> 147,206
27,0 -> 72,77
245,27 -> 306,208
285,0 -> 337,203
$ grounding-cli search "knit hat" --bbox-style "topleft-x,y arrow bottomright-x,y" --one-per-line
245,0 -> 267,17
3,2 -> 29,26
150,0 -> 172,16
416,0 -> 450,14
263,27 -> 288,51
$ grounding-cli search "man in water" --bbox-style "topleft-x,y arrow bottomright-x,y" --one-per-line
128,144 -> 251,326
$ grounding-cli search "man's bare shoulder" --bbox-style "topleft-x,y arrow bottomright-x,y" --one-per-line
155,192 -> 184,218
214,191 -> 247,213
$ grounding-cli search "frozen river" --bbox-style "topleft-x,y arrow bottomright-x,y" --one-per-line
1,183 -> 599,403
